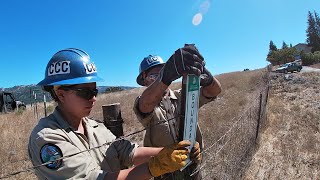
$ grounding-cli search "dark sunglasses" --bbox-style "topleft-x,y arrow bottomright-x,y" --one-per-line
59,86 -> 98,100
145,73 -> 159,81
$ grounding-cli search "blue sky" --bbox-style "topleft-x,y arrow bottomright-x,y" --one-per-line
0,0 -> 318,88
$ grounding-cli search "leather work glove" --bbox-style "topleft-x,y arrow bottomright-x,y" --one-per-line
161,44 -> 205,86
148,140 -> 191,177
200,67 -> 214,87
190,141 -> 201,164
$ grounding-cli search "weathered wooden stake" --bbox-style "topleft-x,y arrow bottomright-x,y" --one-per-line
102,103 -> 124,138
255,93 -> 263,140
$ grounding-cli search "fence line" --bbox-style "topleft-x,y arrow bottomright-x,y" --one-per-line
192,69 -> 270,179
190,91 -> 263,178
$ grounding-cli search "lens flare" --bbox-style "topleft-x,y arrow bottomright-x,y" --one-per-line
200,0 -> 211,14
192,13 -> 203,26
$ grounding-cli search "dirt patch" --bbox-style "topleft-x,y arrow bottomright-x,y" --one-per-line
309,63 -> 320,69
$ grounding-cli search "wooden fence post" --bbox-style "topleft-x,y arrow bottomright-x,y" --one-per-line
2,94 -> 7,113
255,93 -> 263,140
178,76 -> 187,141
102,103 -> 124,138
43,93 -> 47,117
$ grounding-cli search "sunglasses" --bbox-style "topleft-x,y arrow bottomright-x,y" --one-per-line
146,73 -> 159,81
59,86 -> 98,100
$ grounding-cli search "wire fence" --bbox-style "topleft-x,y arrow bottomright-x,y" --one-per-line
195,69 -> 270,179
0,67 -> 271,179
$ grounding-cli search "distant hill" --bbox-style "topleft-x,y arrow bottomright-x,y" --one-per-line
1,85 -> 136,105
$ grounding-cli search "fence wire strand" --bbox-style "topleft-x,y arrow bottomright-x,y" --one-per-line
189,94 -> 261,177
0,116 -> 180,179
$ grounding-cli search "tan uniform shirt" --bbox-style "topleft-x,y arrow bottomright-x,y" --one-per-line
134,89 -> 215,148
28,108 -> 137,180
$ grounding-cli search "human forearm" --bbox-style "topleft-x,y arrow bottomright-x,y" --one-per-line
201,77 -> 221,98
104,163 -> 152,180
139,79 -> 168,113
132,147 -> 163,166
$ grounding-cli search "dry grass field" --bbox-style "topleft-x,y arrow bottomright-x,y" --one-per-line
0,67 -> 276,179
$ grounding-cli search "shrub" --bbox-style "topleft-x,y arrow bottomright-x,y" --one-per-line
301,51 -> 320,65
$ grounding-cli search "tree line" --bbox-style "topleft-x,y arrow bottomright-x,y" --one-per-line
267,11 -> 320,66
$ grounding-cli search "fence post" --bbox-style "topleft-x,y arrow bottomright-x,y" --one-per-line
255,93 -> 263,140
43,93 -> 47,117
34,93 -> 38,119
2,96 -> 7,113
102,103 -> 124,138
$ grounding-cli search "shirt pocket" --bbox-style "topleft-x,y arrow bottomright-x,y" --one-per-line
150,118 -> 174,146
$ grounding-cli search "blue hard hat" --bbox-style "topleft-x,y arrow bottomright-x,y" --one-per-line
38,48 -> 104,86
136,55 -> 165,86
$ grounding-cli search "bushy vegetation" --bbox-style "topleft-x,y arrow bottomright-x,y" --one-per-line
104,86 -> 124,93
267,44 -> 300,65
301,51 -> 320,65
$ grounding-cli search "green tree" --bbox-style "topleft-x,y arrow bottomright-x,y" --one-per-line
314,11 -> 320,40
267,40 -> 278,63
282,41 -> 288,49
267,48 -> 299,65
269,40 -> 277,51
306,11 -> 320,52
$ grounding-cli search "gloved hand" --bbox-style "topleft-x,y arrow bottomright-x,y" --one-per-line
190,141 -> 201,164
148,140 -> 191,177
161,44 -> 205,86
200,67 -> 214,87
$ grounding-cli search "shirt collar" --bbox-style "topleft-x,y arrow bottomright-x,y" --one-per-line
52,107 -> 72,130
84,118 -> 99,128
167,89 -> 178,100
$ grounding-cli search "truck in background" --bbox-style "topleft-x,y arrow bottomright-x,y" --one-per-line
0,91 -> 26,113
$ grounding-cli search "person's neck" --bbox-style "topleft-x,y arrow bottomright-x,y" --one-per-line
57,107 -> 85,134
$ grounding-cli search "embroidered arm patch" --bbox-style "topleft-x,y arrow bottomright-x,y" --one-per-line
40,144 -> 63,169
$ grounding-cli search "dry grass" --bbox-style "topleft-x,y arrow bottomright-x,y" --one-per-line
0,103 -> 53,180
0,68 -> 269,179
243,71 -> 320,179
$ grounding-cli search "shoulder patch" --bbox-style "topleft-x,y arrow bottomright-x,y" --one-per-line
40,144 -> 63,169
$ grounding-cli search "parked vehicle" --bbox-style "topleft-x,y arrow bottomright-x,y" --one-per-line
276,62 -> 302,73
0,91 -> 26,112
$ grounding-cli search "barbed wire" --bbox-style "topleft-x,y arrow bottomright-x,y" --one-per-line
0,79 -> 269,179
150,87 -> 269,180
0,115 -> 180,179
161,88 -> 268,180
189,95 -> 261,178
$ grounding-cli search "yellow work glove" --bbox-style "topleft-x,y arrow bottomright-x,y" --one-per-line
148,140 -> 191,177
190,141 -> 201,164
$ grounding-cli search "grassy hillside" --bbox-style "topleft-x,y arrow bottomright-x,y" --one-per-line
243,71 -> 320,179
0,68 -> 269,179
2,85 -> 135,105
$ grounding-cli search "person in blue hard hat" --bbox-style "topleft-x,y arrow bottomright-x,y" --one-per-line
28,48 -> 201,179
133,44 -> 222,180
